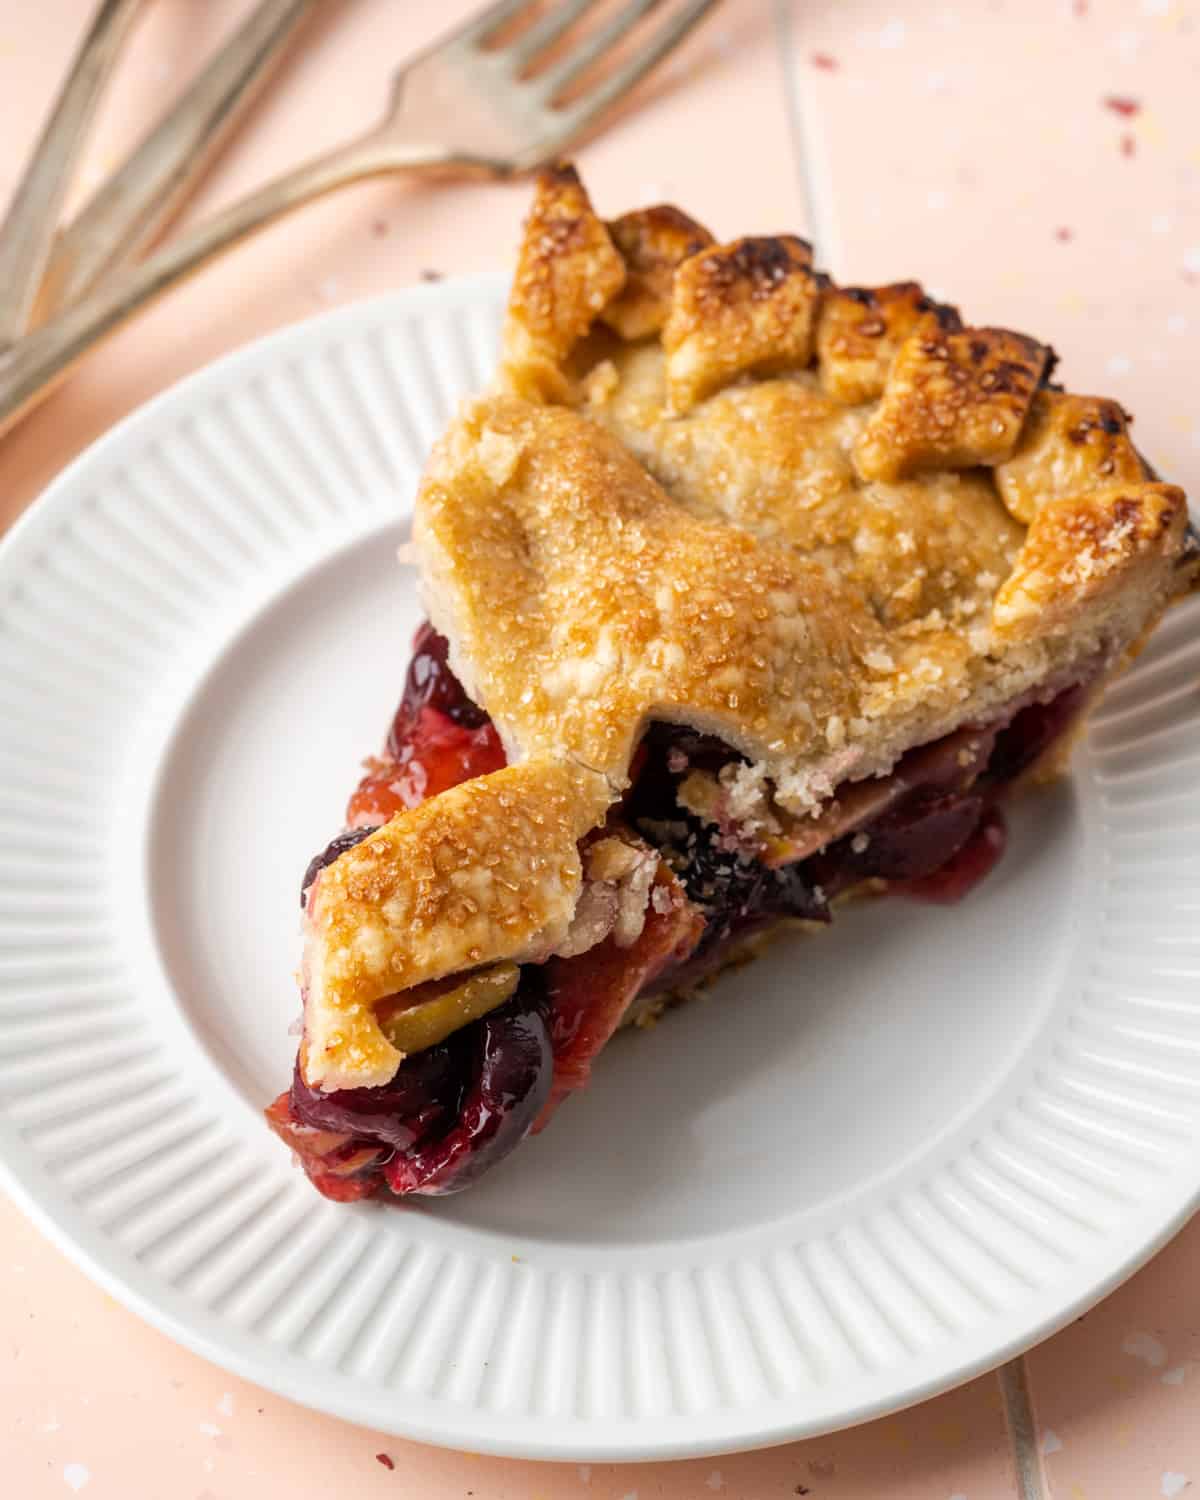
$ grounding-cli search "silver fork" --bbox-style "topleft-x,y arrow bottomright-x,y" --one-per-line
0,0 -> 721,439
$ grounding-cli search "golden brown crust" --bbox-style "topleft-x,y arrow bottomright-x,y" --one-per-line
590,343 -> 1024,631
854,325 -> 1049,481
662,235 -> 820,413
994,389 -> 1149,524
992,481 -> 1187,642
417,394 -> 877,786
500,164 -> 626,402
416,383 -> 1182,822
816,283 -> 960,405
304,758 -> 609,1089
600,205 -> 715,341
303,164 -> 1191,1091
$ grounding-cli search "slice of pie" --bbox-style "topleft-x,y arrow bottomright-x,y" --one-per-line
267,166 -> 1197,1202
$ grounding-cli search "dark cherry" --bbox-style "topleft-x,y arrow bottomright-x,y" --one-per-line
625,727 -> 828,967
280,635 -> 1094,1203
985,683 -> 1088,784
384,980 -> 552,1196
264,1092 -> 388,1202
300,826 -> 376,907
816,792 -> 986,891
389,622 -> 489,743
677,832 -> 830,962
900,807 -> 1008,904
289,1044 -> 462,1152
345,622 -> 505,827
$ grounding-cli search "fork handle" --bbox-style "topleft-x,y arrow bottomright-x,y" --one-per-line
0,0 -> 146,348
34,0 -> 323,323
0,134 -> 455,439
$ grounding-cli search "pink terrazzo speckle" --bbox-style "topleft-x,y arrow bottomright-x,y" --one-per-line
1124,1330 -> 1170,1367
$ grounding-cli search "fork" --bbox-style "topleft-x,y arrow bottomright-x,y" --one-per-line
0,0 -> 720,439
0,0 -> 146,348
33,0 -> 322,324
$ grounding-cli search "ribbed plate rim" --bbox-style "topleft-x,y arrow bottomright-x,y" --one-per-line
0,272 -> 1197,1462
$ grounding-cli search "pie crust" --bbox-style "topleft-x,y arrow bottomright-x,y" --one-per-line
299,164 -> 1192,1096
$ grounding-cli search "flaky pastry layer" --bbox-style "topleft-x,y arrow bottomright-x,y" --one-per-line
303,165 -> 1192,1090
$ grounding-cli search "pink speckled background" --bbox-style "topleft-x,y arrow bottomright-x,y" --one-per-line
2,2 -> 1198,1497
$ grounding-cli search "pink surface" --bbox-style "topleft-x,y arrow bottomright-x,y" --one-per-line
1,1 -> 1197,1496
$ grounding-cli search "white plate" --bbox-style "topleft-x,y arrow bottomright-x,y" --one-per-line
1,273 -> 1198,1462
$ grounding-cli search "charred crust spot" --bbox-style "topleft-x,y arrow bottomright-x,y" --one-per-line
1038,347 -> 1061,387
663,235 -> 820,409
996,331 -> 1047,369
694,235 -> 813,301
1066,403 -> 1129,446
994,481 -> 1186,642
816,282 -> 952,405
982,357 -> 1040,396
995,392 -> 1149,525
855,325 -> 1048,480
919,298 -> 962,331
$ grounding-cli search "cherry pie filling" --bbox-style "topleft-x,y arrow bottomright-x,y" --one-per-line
267,623 -> 1092,1201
